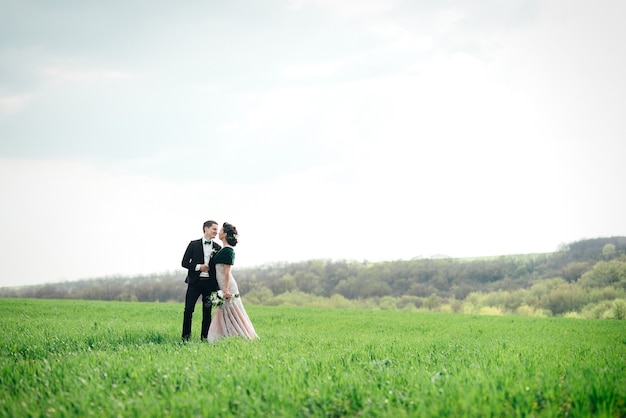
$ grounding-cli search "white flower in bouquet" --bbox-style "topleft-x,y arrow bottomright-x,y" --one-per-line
206,290 -> 240,308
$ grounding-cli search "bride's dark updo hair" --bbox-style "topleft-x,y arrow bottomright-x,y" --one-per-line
223,222 -> 238,246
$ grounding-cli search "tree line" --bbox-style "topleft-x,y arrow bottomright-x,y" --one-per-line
2,237 -> 625,319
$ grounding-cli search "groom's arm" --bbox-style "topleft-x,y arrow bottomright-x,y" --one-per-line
182,241 -> 208,273
181,241 -> 196,271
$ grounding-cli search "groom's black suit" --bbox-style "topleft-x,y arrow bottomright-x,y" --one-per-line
181,238 -> 221,340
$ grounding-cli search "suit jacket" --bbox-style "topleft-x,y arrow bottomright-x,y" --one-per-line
181,239 -> 222,286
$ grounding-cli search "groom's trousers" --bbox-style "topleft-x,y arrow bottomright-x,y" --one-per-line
182,281 -> 213,340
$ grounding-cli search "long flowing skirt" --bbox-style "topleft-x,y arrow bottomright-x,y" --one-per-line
207,264 -> 258,342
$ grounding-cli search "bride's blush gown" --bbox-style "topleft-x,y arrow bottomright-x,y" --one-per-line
207,262 -> 258,342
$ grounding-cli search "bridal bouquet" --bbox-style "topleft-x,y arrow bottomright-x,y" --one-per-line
206,290 -> 240,308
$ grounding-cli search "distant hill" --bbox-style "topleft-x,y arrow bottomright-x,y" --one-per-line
2,237 -> 625,319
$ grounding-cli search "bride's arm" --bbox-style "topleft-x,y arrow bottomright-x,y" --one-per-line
223,264 -> 232,297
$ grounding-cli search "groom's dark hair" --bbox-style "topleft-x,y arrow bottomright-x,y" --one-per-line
203,220 -> 218,231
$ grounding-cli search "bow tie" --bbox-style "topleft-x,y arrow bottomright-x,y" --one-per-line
204,241 -> 212,245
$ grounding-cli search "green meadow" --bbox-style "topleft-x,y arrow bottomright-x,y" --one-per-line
1,298 -> 625,417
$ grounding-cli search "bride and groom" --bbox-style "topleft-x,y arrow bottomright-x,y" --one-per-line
181,220 -> 258,343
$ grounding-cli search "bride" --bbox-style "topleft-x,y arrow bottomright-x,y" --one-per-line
207,222 -> 258,342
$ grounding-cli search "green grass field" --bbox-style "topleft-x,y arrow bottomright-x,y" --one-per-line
1,298 -> 624,417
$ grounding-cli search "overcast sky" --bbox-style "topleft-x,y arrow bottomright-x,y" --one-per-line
1,0 -> 625,287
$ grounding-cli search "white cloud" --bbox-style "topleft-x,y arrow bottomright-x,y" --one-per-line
366,21 -> 434,54
428,7 -> 466,36
289,0 -> 397,18
42,67 -> 133,84
0,93 -> 33,115
285,61 -> 346,79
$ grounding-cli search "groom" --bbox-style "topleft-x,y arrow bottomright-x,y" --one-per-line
181,220 -> 222,341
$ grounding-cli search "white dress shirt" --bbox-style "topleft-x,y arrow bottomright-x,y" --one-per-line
197,239 -> 212,278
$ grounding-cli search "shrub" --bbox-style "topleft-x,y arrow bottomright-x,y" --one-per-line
579,260 -> 626,288
245,287 -> 274,305
612,299 -> 626,320
396,295 -> 422,310
479,306 -> 504,316
516,304 -> 534,317
544,282 -> 588,315
327,294 -> 354,309
375,296 -> 397,310
581,301 -> 613,319
423,293 -> 443,310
